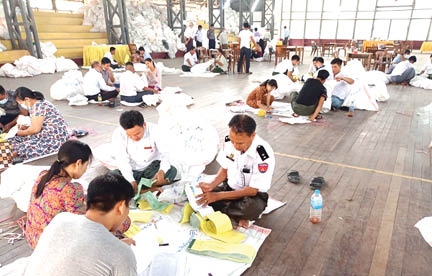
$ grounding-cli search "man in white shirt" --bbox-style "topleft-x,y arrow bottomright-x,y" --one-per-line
238,22 -> 258,74
83,61 -> 119,102
184,22 -> 195,52
182,47 -> 198,72
314,57 -> 334,80
195,25 -> 204,59
330,58 -> 355,110
388,56 -> 416,84
273,55 -> 300,82
24,173 -> 137,276
283,26 -> 290,46
112,110 -> 177,193
104,47 -> 120,69
218,27 -> 229,49
420,54 -> 432,79
120,62 -> 156,103
197,115 -> 275,228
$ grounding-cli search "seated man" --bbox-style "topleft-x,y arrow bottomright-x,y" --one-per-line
273,55 -> 300,83
23,173 -> 137,276
211,48 -> 228,73
182,47 -> 198,72
419,54 -> 432,79
112,110 -> 177,193
83,61 -> 119,102
119,62 -> 157,103
290,70 -> 329,121
388,56 -> 417,85
197,114 -> 275,228
0,85 -> 27,132
308,57 -> 319,75
104,47 -> 120,69
101,57 -> 115,86
314,57 -> 333,80
330,58 -> 355,110
139,47 -> 151,62
389,49 -> 411,73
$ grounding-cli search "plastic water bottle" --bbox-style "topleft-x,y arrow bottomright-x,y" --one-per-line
310,190 -> 323,224
348,100 -> 354,117
97,93 -> 102,106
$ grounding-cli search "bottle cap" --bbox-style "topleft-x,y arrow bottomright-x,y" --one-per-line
314,189 -> 320,194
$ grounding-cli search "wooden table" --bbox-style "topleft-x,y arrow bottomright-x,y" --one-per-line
347,52 -> 372,70
274,45 -> 305,65
362,40 -> 394,52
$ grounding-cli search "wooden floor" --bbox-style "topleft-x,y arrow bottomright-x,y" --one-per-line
1,51 -> 432,275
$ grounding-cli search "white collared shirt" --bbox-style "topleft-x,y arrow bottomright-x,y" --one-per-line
239,29 -> 253,49
103,52 -> 118,65
119,70 -> 148,97
184,27 -> 194,39
314,64 -> 334,80
184,52 -> 198,66
219,31 -> 228,44
391,60 -> 414,77
112,123 -> 170,183
423,61 -> 432,75
83,69 -> 115,96
196,29 -> 204,42
216,134 -> 275,192
332,72 -> 352,99
274,59 -> 294,74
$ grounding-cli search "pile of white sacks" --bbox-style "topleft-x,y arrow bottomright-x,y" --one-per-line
80,0 -> 185,58
0,42 -> 78,78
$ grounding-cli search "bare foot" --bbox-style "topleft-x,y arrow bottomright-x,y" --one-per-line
238,219 -> 250,229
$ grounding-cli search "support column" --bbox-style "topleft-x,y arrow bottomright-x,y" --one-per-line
2,0 -> 42,58
239,0 -> 252,29
261,0 -> 275,38
102,0 -> 130,44
352,0 -> 359,40
167,0 -> 186,41
209,0 -> 224,30
405,0 -> 415,41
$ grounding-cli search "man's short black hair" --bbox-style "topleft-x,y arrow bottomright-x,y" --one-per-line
331,58 -> 343,66
291,55 -> 300,61
316,57 -> 324,64
110,47 -> 116,52
409,56 -> 417,63
86,173 -> 134,212
198,25 -> 202,29
404,49 -> 411,55
430,54 -> 432,58
120,110 -> 144,130
243,22 -> 250,29
312,57 -> 318,62
101,57 -> 111,65
210,24 -> 214,27
125,61 -> 133,67
317,70 -> 329,80
228,115 -> 256,136
0,85 -> 5,95
254,27 -> 258,31
190,47 -> 196,51
139,46 -> 144,51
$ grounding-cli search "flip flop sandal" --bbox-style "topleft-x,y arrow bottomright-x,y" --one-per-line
12,156 -> 24,165
292,113 -> 299,118
287,170 -> 300,184
310,176 -> 325,190
72,130 -> 88,138
316,115 -> 323,120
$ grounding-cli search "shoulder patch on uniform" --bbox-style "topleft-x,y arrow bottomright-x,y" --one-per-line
225,135 -> 230,142
257,145 -> 269,161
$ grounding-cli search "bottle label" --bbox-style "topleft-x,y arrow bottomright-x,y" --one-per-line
311,200 -> 322,209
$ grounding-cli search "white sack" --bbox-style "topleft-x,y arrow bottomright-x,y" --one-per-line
40,42 -> 57,59
410,76 -> 432,90
50,70 -> 84,100
271,73 -> 302,99
55,57 -> 79,72
0,63 -> 32,78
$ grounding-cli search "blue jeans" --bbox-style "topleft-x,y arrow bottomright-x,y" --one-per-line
331,95 -> 344,109
120,91 -> 153,103
391,67 -> 415,83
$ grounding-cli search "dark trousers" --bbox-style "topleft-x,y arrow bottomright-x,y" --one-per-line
182,65 -> 191,72
209,39 -> 216,49
186,39 -> 194,52
196,41 -> 202,59
112,160 -> 177,183
237,47 -> 251,73
0,113 -> 18,126
110,64 -> 120,69
120,91 -> 153,103
290,92 -> 317,116
86,90 -> 118,101
209,182 -> 268,221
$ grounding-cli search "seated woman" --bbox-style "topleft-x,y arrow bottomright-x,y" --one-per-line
9,87 -> 69,161
290,70 -> 329,121
145,58 -> 162,91
211,49 -> 228,73
25,140 -> 92,249
246,79 -> 278,111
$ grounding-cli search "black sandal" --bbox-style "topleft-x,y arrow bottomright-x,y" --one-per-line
12,156 -> 24,164
287,170 -> 300,184
310,177 -> 325,190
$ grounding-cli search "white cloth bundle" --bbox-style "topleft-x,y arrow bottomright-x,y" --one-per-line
50,70 -> 84,101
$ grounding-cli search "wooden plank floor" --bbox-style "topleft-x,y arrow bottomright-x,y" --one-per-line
1,51 -> 432,275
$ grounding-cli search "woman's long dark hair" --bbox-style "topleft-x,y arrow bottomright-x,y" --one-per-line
36,140 -> 92,198
259,79 -> 278,89
145,58 -> 156,68
15,87 -> 44,101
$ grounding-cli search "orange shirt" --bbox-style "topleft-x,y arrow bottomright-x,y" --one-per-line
246,86 -> 269,108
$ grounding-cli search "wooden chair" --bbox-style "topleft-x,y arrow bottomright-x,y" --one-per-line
311,41 -> 319,56
374,51 -> 392,73
365,47 -> 379,70
197,47 -> 209,63
347,52 -> 372,71
233,47 -> 246,73
128,44 -> 137,56
321,43 -> 332,56
274,45 -> 289,66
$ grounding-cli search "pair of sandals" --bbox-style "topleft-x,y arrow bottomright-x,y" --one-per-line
287,170 -> 325,190
291,113 -> 323,120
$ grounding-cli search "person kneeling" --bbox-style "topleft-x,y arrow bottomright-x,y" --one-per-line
182,47 -> 198,72
24,173 -> 137,276
246,79 -> 278,111
197,115 -> 275,228
290,70 -> 329,121
120,62 -> 158,103
112,110 -> 177,193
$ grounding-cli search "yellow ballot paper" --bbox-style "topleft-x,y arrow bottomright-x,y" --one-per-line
124,222 -> 141,239
129,211 -> 152,223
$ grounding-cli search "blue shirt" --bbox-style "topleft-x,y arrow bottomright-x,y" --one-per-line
284,29 -> 290,39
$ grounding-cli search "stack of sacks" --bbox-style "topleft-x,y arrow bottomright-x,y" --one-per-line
79,0 -> 186,58
50,70 -> 87,106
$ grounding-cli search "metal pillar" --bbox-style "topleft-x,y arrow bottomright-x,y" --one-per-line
261,0 -> 275,38
318,0 -> 325,39
427,16 -> 432,41
239,0 -> 252,29
167,0 -> 186,41
102,0 -> 130,45
334,0 -> 341,40
370,0 -> 378,39
2,0 -> 42,58
405,0 -> 415,40
352,0 -> 359,40
209,0 -> 224,30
